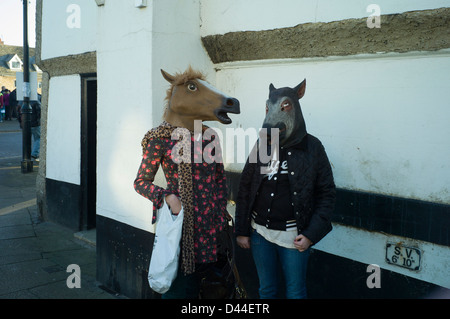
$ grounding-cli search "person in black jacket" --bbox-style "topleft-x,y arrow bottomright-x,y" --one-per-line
235,79 -> 336,299
9,89 -> 18,118
17,100 -> 41,161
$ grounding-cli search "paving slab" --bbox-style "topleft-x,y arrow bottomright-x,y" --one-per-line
0,124 -> 118,299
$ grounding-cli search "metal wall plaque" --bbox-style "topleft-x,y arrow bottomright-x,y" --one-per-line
386,243 -> 421,271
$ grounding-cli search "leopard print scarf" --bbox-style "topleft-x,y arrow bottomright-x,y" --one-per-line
141,121 -> 196,275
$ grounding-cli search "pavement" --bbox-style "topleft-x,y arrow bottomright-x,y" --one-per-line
0,119 -> 117,299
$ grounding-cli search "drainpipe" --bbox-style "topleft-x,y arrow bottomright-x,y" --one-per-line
21,0 -> 33,173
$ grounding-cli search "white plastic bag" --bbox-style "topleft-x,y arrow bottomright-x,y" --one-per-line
148,201 -> 183,294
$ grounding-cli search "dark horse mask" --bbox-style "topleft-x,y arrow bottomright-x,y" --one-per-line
262,79 -> 307,148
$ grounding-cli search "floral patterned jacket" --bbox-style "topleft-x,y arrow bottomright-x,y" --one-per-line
134,130 -> 228,264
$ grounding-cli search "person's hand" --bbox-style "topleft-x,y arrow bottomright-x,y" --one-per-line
237,236 -> 251,249
294,234 -> 312,252
165,194 -> 182,215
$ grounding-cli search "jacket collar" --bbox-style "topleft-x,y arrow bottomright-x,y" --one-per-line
260,134 -> 308,164
281,134 -> 308,151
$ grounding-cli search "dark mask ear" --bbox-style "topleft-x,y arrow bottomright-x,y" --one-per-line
161,69 -> 175,84
269,83 -> 276,92
294,79 -> 306,100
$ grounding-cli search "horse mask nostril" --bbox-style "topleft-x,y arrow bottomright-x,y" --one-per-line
226,98 -> 237,107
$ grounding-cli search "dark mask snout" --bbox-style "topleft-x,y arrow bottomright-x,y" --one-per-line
261,122 -> 286,143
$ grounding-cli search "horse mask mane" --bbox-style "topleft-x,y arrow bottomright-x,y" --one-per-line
263,79 -> 307,148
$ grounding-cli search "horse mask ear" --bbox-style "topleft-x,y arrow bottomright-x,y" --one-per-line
269,83 -> 276,92
294,79 -> 306,100
161,69 -> 175,84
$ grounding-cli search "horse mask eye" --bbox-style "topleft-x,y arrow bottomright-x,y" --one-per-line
187,82 -> 197,92
280,100 -> 292,111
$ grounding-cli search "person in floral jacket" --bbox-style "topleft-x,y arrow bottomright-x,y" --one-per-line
134,121 -> 229,298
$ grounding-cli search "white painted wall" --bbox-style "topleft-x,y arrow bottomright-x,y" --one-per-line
41,0 -> 97,60
201,3 -> 450,291
96,0 -> 154,232
200,0 -> 450,36
46,75 -> 81,185
214,51 -> 450,205
151,0 -> 215,123
95,0 -> 214,231
200,0 -> 450,288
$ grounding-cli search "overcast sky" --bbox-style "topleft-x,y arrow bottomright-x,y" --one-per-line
0,0 -> 36,47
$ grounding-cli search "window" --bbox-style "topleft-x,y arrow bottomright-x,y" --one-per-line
11,61 -> 21,70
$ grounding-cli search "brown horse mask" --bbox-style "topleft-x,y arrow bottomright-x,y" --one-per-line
161,67 -> 240,129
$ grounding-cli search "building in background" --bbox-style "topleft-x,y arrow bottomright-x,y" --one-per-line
0,41 -> 42,94
36,0 -> 450,298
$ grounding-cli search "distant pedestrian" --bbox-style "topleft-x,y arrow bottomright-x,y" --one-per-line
0,89 -> 3,122
2,89 -> 12,121
9,89 -> 18,118
17,100 -> 41,162
30,101 -> 41,161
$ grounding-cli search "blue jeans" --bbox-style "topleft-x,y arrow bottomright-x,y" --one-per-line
31,126 -> 40,158
251,230 -> 310,299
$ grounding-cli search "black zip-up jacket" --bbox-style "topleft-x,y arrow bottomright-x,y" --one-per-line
235,134 -> 336,245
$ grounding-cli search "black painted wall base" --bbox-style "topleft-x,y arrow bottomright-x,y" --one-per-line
235,233 -> 443,299
46,173 -> 449,298
306,249 -> 442,299
95,215 -> 446,299
96,215 -> 157,299
45,178 -> 82,231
